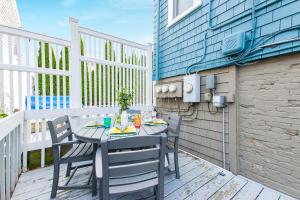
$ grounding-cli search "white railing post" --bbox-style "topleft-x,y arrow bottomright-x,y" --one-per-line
69,17 -> 82,109
146,44 -> 153,107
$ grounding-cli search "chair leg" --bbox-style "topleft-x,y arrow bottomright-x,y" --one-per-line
101,179 -> 109,200
174,150 -> 180,179
157,184 -> 164,200
166,152 -> 170,165
98,179 -> 102,200
50,163 -> 60,199
66,162 -> 72,177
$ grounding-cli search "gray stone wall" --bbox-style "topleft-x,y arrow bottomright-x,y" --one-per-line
238,53 -> 300,198
155,66 -> 238,170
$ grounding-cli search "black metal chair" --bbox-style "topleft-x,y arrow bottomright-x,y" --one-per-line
165,113 -> 182,179
47,115 -> 93,199
96,134 -> 167,200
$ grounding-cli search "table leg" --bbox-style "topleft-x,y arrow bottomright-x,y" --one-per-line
92,144 -> 98,196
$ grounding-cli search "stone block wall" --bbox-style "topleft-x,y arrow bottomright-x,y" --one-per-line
238,53 -> 300,198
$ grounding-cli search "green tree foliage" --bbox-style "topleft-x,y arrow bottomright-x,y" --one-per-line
37,42 -> 70,96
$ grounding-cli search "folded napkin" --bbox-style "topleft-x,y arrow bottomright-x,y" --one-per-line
110,125 -> 137,134
144,119 -> 167,125
85,121 -> 104,128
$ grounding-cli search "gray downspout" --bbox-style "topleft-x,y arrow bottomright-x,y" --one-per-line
222,107 -> 226,169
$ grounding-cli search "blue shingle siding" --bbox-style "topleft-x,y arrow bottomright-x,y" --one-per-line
154,0 -> 300,79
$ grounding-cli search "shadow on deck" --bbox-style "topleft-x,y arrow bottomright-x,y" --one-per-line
11,152 -> 296,200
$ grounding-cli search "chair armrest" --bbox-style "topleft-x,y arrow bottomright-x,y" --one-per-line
52,140 -> 82,147
95,148 -> 103,179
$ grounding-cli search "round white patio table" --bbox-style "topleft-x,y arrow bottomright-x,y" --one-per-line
74,122 -> 168,196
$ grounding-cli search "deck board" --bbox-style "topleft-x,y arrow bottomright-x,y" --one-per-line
11,152 -> 297,200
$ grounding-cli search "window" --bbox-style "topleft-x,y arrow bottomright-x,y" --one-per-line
168,0 -> 202,27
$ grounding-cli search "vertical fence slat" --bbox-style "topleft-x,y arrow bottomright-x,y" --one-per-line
63,72 -> 67,108
18,124 -> 22,174
23,120 -> 29,172
8,35 -> 12,64
111,42 -> 115,106
9,70 -> 14,113
0,34 -> 3,112
8,35 -> 14,112
10,130 -> 16,191
17,37 -> 23,110
34,38 -> 39,134
98,61 -> 101,106
118,43 -> 121,96
107,42 -> 111,106
93,63 -> 97,106
42,42 -> 46,111
88,35 -> 92,58
26,72 -> 31,111
139,51 -> 143,106
0,33 -> 2,64
49,44 -> 53,109
143,50 -> 146,105
0,139 -> 5,200
88,63 -> 92,107
126,46 -> 129,95
41,41 -> 46,168
25,39 -> 31,112
18,72 -> 22,110
56,46 -> 60,109
83,62 -> 87,107
103,41 -> 107,106
62,47 -> 66,109
146,45 -> 153,106
5,134 -> 11,200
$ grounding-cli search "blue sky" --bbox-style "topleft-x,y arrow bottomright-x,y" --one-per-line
16,0 -> 153,44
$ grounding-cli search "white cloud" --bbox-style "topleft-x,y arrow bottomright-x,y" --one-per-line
62,0 -> 77,8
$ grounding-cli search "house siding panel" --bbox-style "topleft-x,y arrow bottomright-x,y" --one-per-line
155,66 -> 236,168
155,0 -> 300,198
154,0 -> 300,79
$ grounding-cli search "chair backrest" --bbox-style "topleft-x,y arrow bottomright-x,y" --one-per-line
47,115 -> 73,144
100,134 -> 167,186
167,113 -> 182,136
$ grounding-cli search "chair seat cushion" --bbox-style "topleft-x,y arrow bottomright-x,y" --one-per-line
62,143 -> 93,160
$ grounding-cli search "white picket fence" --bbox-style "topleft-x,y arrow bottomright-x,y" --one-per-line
0,18 -> 152,199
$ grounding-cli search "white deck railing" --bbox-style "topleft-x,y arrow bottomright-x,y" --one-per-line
0,17 -> 153,187
0,111 -> 24,200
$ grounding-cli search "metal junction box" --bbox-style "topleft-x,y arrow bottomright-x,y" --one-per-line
206,75 -> 217,90
222,31 -> 246,56
183,74 -> 201,102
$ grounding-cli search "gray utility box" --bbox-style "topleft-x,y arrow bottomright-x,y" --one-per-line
206,75 -> 217,90
222,31 -> 246,56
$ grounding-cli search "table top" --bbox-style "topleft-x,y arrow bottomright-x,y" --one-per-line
74,123 -> 168,144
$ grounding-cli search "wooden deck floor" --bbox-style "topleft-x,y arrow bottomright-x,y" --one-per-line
12,152 -> 296,200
